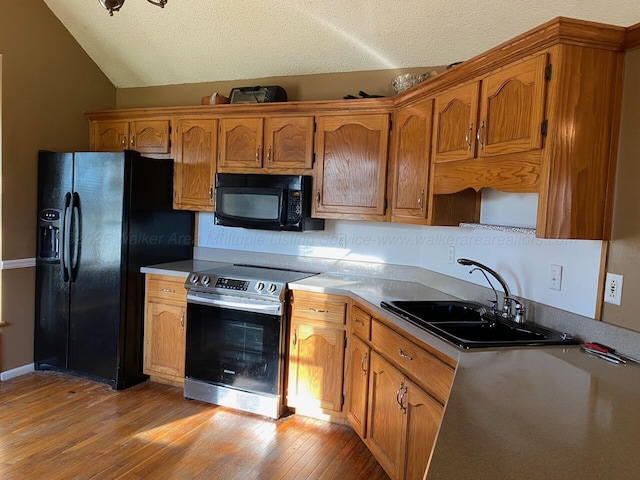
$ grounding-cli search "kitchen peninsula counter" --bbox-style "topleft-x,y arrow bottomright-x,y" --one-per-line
142,263 -> 640,479
289,273 -> 640,480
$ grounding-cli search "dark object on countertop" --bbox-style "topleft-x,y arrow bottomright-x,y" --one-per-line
447,61 -> 463,69
584,342 -> 640,364
229,85 -> 287,103
344,90 -> 385,99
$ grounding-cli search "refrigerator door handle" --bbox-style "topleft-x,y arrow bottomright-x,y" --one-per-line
61,192 -> 72,282
69,192 -> 81,282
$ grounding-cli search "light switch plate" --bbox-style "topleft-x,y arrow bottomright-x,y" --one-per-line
549,264 -> 562,291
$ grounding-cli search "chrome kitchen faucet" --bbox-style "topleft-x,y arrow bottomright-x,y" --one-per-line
457,258 -> 526,324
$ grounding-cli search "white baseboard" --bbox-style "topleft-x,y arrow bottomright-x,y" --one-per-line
1,363 -> 35,381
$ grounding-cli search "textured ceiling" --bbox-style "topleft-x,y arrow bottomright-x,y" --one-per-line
43,0 -> 640,89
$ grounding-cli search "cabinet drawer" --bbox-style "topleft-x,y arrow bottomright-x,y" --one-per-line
350,305 -> 371,341
290,291 -> 347,325
146,274 -> 187,305
371,320 -> 454,405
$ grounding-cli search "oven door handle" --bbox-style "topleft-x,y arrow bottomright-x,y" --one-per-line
187,293 -> 283,316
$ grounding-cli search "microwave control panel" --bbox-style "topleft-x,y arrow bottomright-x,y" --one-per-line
287,191 -> 302,222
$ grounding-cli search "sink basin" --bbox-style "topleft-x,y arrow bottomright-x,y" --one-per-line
380,300 -> 578,349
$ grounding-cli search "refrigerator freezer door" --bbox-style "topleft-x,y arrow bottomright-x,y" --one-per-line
35,152 -> 73,369
67,152 -> 127,383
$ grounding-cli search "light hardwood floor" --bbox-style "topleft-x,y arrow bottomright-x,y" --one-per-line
0,371 -> 389,480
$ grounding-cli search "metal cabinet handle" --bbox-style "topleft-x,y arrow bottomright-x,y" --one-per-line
396,382 -> 407,413
477,121 -> 485,150
159,288 -> 176,293
121,135 -> 127,148
354,319 -> 365,327
465,123 -> 473,150
209,186 -> 214,200
292,329 -> 297,347
398,349 -> 413,361
267,145 -> 272,163
180,311 -> 185,330
256,145 -> 261,162
316,190 -> 321,206
310,307 -> 329,313
130,135 -> 135,147
361,351 -> 368,376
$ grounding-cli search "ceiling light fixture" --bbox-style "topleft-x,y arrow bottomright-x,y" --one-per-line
98,0 -> 167,16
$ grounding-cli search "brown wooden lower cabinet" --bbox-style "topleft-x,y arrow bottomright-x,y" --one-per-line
366,351 -> 444,480
143,274 -> 187,387
343,303 -> 455,480
286,291 -> 348,422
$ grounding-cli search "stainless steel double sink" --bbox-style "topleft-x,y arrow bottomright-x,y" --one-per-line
380,300 -> 579,349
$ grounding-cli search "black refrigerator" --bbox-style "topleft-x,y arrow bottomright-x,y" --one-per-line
35,150 -> 194,389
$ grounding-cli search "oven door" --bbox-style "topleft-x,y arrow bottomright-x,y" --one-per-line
185,295 -> 285,396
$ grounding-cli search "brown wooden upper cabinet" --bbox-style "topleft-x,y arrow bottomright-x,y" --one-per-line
433,54 -> 548,164
217,116 -> 314,174
173,118 -> 217,211
314,114 -> 390,220
90,119 -> 171,155
390,98 -> 434,223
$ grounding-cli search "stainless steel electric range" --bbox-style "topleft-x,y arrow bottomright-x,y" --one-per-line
183,264 -> 317,419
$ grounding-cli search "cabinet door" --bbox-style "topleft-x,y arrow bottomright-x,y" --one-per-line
173,118 -> 217,211
366,352 -> 405,480
92,121 -> 129,152
477,54 -> 548,157
314,114 -> 389,218
264,116 -> 315,171
287,320 -> 346,414
432,82 -> 480,163
143,301 -> 186,379
391,99 -> 434,222
218,117 -> 264,170
346,334 -> 370,439
130,120 -> 171,154
402,380 -> 444,480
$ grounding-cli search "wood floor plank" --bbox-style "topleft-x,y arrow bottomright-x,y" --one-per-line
0,372 -> 390,480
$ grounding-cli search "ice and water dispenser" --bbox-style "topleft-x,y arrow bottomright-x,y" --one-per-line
38,209 -> 61,261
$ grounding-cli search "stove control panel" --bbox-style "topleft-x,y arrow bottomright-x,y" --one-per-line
185,272 -> 285,299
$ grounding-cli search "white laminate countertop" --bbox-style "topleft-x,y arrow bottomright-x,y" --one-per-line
141,262 -> 640,479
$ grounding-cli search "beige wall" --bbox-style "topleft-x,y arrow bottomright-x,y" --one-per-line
0,0 -> 116,371
601,48 -> 640,332
116,67 -> 438,108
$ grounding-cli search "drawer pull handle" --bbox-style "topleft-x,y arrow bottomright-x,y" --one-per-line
160,288 -> 176,293
180,311 -> 185,330
476,120 -> 485,150
361,351 -> 368,375
310,307 -> 329,313
354,319 -> 365,326
398,349 -> 413,361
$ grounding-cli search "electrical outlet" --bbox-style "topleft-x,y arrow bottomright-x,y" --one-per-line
604,273 -> 623,305
336,234 -> 346,249
448,246 -> 455,264
549,264 -> 563,291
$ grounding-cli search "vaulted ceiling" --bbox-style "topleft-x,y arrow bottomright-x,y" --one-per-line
43,0 -> 640,89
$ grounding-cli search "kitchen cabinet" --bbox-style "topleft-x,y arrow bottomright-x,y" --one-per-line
367,352 -> 443,480
143,274 -> 188,387
217,116 -> 314,173
390,98 -> 434,223
364,318 -> 455,480
173,118 -> 217,211
345,305 -> 372,438
313,114 -> 390,220
90,119 -> 171,155
286,291 -> 348,422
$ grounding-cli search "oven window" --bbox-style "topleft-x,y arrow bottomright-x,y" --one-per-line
185,303 -> 283,395
219,191 -> 280,220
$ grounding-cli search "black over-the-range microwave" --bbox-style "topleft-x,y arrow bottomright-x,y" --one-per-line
214,174 -> 325,232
